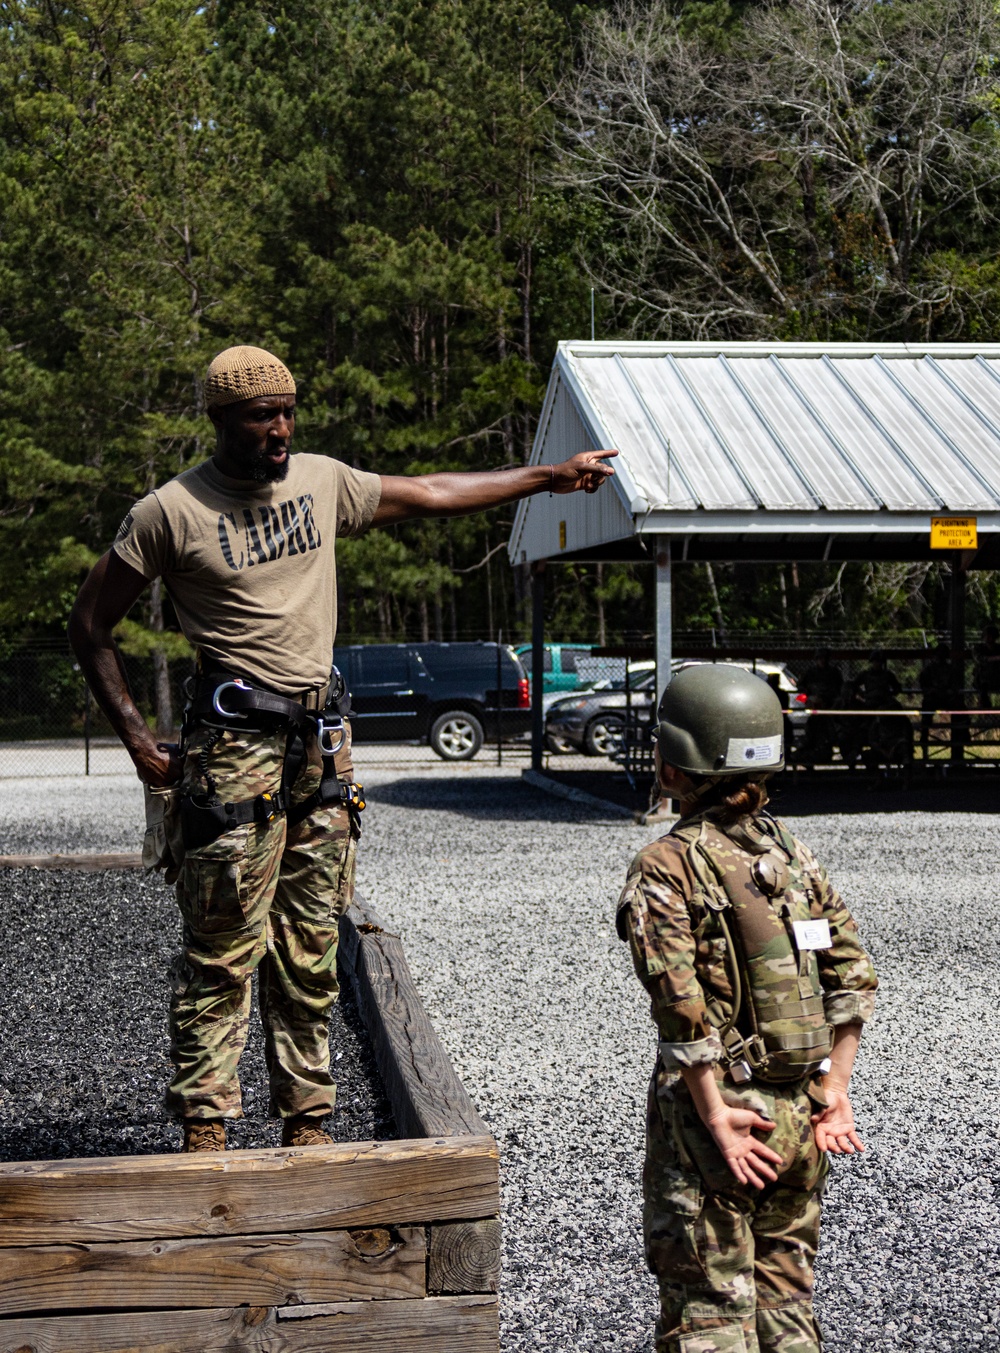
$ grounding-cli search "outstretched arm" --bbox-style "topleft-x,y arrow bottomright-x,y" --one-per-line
371,449 -> 618,526
68,551 -> 181,787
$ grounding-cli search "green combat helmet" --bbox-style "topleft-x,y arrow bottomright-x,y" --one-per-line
656,663 -> 785,776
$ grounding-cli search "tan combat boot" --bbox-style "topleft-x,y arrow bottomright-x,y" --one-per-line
182,1120 -> 226,1152
282,1115 -> 333,1147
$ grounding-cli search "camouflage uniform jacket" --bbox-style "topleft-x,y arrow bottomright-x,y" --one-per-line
617,808 -> 877,1073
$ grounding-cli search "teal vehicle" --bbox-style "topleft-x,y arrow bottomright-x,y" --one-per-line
514,643 -> 595,695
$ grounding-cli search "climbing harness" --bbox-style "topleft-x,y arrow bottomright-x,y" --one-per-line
178,661 -> 365,852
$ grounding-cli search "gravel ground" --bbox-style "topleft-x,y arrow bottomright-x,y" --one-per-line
0,764 -> 997,1350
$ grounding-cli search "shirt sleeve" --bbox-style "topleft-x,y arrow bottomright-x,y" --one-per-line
799,840 -> 879,1026
617,845 -> 721,1067
111,493 -> 172,581
334,463 -> 383,539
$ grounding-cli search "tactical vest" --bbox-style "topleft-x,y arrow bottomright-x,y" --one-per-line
673,813 -> 834,1085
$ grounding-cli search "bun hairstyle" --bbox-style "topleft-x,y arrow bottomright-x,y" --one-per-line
661,761 -> 771,824
710,776 -> 770,825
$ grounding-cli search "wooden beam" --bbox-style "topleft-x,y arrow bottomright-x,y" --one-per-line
428,1219 -> 502,1295
0,852 -> 141,871
338,902 -> 490,1140
0,1137 -> 499,1246
0,1295 -> 498,1353
0,1226 -> 426,1315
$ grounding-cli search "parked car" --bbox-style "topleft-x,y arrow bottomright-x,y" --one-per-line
333,641 -> 531,760
545,662 -> 657,756
545,659 -> 802,756
513,642 -> 597,697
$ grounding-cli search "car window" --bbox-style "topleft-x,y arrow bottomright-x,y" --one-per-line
561,648 -> 590,674
415,643 -> 523,682
355,647 -> 410,685
543,649 -> 553,672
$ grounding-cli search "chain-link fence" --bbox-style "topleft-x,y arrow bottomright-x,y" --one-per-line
540,636 -> 1000,788
0,638 -> 544,778
0,643 -> 195,778
4,634 -> 999,780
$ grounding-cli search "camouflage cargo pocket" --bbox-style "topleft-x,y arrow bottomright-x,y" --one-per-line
178,824 -> 254,935
281,805 -> 356,923
678,1325 -> 749,1353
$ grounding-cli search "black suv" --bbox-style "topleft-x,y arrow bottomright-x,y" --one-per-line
333,642 -> 531,760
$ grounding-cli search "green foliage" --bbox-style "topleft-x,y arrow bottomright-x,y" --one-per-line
2,0 -> 1000,655
113,618 -> 194,661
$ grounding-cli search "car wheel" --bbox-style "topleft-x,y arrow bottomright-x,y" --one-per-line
583,714 -> 625,757
545,733 -> 574,754
430,710 -> 484,761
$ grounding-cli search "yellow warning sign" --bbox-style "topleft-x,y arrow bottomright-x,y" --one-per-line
930,516 -> 978,549
559,520 -> 567,550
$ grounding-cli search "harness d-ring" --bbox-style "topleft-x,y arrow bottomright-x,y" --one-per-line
316,716 -> 347,755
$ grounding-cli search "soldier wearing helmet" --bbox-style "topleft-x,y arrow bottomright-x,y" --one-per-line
616,664 -> 878,1353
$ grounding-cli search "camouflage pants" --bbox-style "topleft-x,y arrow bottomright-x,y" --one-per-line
166,721 -> 357,1122
644,1068 -> 830,1353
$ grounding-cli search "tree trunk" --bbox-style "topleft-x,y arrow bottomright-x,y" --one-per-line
447,540 -> 459,640
149,577 -> 174,738
705,562 -> 725,637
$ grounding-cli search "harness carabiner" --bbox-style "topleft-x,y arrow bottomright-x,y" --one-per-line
212,678 -> 252,719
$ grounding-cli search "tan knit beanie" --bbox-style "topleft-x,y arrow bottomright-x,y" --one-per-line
204,345 -> 296,409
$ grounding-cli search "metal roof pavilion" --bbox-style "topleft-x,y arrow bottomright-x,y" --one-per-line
510,341 -> 1000,767
509,341 -> 1000,567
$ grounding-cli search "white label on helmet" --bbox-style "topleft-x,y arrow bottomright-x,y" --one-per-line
725,735 -> 783,768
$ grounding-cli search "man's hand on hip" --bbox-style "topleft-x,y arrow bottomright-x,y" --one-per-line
136,741 -> 183,788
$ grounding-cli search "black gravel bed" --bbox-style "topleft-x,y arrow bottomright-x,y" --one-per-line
0,869 -> 394,1160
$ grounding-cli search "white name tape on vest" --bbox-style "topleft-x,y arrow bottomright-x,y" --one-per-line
792,919 -> 832,951
725,735 -> 783,768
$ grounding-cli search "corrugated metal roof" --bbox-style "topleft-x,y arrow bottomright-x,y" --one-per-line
509,341 -> 1000,564
570,343 -> 1000,512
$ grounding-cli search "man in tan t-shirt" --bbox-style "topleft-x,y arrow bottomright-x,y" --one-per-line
69,344 -> 616,1152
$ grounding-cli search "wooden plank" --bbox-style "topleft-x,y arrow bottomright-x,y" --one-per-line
428,1219 -> 502,1295
0,852 -> 141,871
339,901 -> 490,1139
0,1137 -> 498,1246
0,1226 -> 425,1315
0,1295 -> 498,1353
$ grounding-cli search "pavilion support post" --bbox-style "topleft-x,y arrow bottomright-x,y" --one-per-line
950,554 -> 967,764
655,537 -> 673,703
531,561 -> 546,772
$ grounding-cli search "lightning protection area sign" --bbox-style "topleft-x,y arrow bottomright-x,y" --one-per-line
930,516 -> 977,550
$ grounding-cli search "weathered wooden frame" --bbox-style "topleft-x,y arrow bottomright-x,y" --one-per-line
0,892 -> 501,1352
